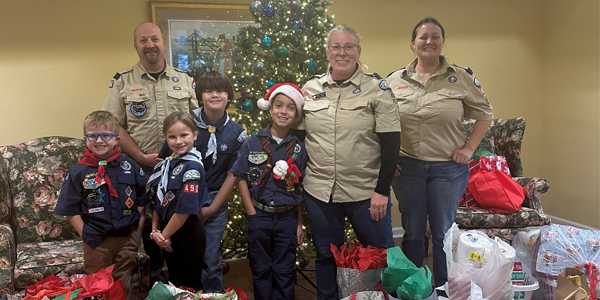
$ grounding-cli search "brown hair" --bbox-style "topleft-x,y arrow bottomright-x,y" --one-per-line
162,112 -> 198,136
83,110 -> 120,135
195,70 -> 234,109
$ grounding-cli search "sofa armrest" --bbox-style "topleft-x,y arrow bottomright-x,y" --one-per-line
513,177 -> 550,212
0,223 -> 15,291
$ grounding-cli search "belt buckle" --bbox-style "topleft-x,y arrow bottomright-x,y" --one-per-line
268,206 -> 276,213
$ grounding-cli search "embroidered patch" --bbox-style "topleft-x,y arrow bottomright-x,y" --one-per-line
173,164 -> 184,176
220,143 -> 228,151
109,80 -> 114,88
183,169 -> 201,182
88,207 -> 104,214
352,88 -> 361,94
247,167 -> 263,185
123,210 -> 132,215
237,130 -> 248,143
192,80 -> 196,89
125,197 -> 134,209
312,92 -> 326,100
248,153 -> 268,164
140,168 -> 145,176
83,178 -> 100,190
379,80 -> 390,90
474,78 -> 485,95
184,183 -> 199,193
130,102 -> 147,117
87,189 -> 105,207
172,76 -> 179,83
294,144 -> 301,153
173,86 -> 181,90
120,161 -> 131,170
65,173 -> 69,181
397,85 -> 409,90
163,191 -> 175,207
125,186 -> 132,197
448,76 -> 457,83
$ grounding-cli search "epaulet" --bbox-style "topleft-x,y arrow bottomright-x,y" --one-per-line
112,73 -> 121,80
174,67 -> 190,74
116,67 -> 134,77
308,74 -> 324,81
452,64 -> 474,75
387,68 -> 405,78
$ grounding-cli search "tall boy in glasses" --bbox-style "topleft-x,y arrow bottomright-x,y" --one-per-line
55,110 -> 148,300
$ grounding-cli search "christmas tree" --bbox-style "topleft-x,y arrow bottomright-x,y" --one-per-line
218,0 -> 336,266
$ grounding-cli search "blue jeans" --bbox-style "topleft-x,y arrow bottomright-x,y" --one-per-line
304,192 -> 394,300
246,207 -> 298,300
201,191 -> 229,292
393,156 -> 468,286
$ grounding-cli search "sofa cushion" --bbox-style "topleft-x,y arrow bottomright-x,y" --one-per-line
456,206 -> 551,229
494,118 -> 525,177
1,137 -> 84,244
14,239 -> 84,289
0,224 -> 14,291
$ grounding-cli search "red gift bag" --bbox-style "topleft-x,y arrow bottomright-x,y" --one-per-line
467,165 -> 526,214
76,265 -> 126,300
459,159 -> 482,208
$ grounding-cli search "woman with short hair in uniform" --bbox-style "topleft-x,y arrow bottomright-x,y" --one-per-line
386,17 -> 493,288
301,24 -> 401,300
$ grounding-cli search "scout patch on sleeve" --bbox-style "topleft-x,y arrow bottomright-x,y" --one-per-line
248,153 -> 268,164
184,183 -> 199,193
474,78 -> 485,95
237,130 -> 248,143
183,170 -> 201,182
379,80 -> 390,90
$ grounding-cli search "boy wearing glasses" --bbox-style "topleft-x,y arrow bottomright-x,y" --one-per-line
55,110 -> 148,300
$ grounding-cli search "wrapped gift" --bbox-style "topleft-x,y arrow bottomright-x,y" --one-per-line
331,242 -> 387,298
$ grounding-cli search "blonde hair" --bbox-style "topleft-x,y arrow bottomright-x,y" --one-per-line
83,111 -> 120,135
163,112 -> 198,135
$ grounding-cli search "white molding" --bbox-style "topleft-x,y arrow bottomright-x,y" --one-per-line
548,214 -> 599,230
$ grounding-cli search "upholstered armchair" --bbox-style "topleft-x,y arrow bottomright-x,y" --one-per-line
454,118 -> 551,242
0,136 -> 150,292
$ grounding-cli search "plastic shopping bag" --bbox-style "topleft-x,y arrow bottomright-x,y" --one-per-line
444,223 -> 514,300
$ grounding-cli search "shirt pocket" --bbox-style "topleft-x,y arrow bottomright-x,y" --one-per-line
392,89 -> 415,112
116,172 -> 137,206
303,100 -> 331,130
167,90 -> 192,112
338,99 -> 373,129
125,91 -> 153,120
434,88 -> 464,111
217,140 -> 235,155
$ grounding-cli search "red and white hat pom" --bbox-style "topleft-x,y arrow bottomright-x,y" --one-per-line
256,83 -> 305,117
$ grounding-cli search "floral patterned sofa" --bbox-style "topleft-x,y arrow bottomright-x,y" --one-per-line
454,117 -> 552,242
0,136 -> 150,293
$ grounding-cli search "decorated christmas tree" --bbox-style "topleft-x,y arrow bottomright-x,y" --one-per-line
217,0 -> 336,266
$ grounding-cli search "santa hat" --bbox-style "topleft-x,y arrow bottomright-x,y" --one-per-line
256,83 -> 305,117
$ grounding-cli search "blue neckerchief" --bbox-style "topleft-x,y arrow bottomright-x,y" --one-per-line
190,107 -> 229,164
147,148 -> 203,205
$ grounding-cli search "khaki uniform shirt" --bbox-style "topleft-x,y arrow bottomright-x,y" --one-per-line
300,65 -> 401,203
386,56 -> 493,161
103,61 -> 199,155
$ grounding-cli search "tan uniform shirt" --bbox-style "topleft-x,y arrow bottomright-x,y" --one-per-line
300,65 -> 401,203
386,56 -> 493,161
103,61 -> 199,155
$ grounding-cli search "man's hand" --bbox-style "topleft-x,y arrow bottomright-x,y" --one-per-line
140,153 -> 163,168
368,192 -> 388,221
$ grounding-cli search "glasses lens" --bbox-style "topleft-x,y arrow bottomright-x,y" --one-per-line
330,45 -> 341,52
86,134 -> 99,141
344,45 -> 355,52
100,134 -> 113,141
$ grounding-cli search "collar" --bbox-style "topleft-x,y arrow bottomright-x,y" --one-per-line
323,62 -> 364,87
405,56 -> 456,76
257,124 -> 298,144
134,60 -> 174,81
199,108 -> 228,131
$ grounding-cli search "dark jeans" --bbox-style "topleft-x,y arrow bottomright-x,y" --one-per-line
161,216 -> 206,289
304,192 -> 394,300
393,156 -> 468,286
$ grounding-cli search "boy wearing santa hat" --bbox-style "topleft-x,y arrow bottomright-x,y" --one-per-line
230,83 -> 307,300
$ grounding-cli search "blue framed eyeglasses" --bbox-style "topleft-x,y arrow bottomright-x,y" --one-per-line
84,133 -> 117,142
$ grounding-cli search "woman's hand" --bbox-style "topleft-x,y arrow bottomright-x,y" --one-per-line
452,147 -> 474,164
369,192 -> 388,221
394,164 -> 402,176
296,224 -> 304,245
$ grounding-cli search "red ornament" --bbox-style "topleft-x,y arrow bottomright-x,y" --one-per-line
240,89 -> 247,98
222,261 -> 230,275
288,0 -> 299,11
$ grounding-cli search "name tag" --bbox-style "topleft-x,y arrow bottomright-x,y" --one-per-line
88,207 -> 104,214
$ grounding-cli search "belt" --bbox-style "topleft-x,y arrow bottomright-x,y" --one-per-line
252,199 -> 295,213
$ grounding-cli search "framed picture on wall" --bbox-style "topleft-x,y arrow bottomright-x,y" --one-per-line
150,2 -> 257,76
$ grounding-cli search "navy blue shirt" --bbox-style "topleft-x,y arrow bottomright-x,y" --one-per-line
149,158 -> 207,222
230,124 -> 307,207
160,108 -> 245,193
54,155 -> 149,249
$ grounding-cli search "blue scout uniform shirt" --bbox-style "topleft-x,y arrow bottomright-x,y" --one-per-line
54,156 -> 149,249
159,108 -> 246,193
230,124 -> 307,207
149,158 -> 207,222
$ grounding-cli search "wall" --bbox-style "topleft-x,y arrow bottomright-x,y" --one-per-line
0,0 -> 598,227
540,0 -> 600,227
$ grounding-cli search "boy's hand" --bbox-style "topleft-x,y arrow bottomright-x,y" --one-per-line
246,207 -> 257,216
199,206 -> 216,222
296,224 -> 304,245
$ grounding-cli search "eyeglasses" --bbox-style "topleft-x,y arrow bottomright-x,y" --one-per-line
328,44 -> 359,54
84,133 -> 117,142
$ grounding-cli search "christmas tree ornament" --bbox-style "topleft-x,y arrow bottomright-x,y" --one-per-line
240,89 -> 247,98
267,80 -> 276,88
292,21 -> 303,30
242,100 -> 253,112
275,46 -> 289,59
242,39 -> 252,49
288,0 -> 299,11
262,3 -> 276,18
250,1 -> 261,13
306,60 -> 317,71
261,36 -> 272,47
236,97 -> 245,104
253,61 -> 265,74
253,130 -> 259,135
